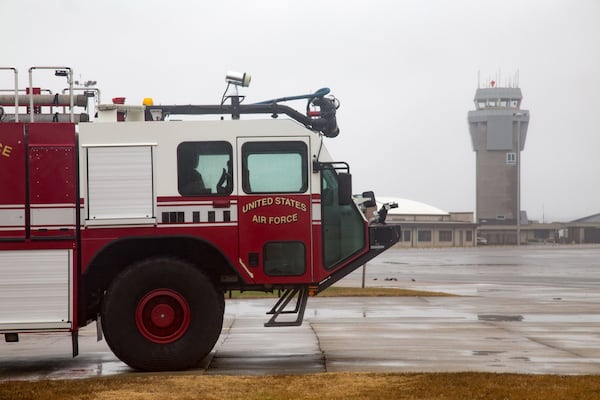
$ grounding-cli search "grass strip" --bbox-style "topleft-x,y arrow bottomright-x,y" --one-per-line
1,372 -> 599,400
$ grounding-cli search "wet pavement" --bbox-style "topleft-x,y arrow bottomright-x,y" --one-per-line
1,245 -> 599,380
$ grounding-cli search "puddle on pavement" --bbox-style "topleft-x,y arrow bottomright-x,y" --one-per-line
473,350 -> 506,356
478,314 -> 524,322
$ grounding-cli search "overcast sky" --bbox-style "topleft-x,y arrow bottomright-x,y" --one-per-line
2,0 -> 599,222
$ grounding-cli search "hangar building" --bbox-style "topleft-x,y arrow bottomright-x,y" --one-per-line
373,197 -> 476,248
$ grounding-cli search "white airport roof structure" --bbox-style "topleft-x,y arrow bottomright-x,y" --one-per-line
376,196 -> 449,216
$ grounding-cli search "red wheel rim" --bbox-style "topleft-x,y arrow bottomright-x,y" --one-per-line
135,289 -> 191,344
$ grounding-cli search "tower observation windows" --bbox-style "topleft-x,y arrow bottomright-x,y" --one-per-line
475,98 -> 521,110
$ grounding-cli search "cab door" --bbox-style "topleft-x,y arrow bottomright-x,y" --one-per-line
236,138 -> 312,284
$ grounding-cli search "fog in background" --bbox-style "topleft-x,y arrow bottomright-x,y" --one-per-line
2,0 -> 598,222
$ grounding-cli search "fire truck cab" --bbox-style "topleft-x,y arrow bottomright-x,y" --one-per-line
0,67 -> 400,371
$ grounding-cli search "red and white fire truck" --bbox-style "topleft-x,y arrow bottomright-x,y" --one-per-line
0,66 -> 400,371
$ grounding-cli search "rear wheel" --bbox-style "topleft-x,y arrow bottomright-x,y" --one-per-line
101,257 -> 224,371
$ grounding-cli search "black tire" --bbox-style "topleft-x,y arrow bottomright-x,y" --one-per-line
101,257 -> 224,371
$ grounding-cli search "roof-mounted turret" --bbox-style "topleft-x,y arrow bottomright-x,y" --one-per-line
145,71 -> 340,138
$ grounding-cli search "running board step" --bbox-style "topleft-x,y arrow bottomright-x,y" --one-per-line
264,287 -> 308,327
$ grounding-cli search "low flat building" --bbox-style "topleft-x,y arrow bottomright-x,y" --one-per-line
565,213 -> 600,244
371,197 -> 599,246
466,213 -> 600,245
477,222 -> 562,245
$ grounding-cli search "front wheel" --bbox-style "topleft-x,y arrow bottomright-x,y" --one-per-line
101,257 -> 224,371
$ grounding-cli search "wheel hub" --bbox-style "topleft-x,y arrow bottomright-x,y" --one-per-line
135,289 -> 191,344
150,303 -> 175,328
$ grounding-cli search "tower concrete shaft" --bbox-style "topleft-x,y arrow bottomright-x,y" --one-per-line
468,86 -> 529,226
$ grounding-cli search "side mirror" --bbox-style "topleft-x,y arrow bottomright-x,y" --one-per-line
338,173 -> 352,205
361,191 -> 376,208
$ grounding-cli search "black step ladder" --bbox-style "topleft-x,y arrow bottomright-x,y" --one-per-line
264,287 -> 308,327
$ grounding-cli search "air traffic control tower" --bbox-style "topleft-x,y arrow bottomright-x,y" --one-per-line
468,83 -> 529,232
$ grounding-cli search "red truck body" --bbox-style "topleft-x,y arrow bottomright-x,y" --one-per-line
0,66 -> 400,371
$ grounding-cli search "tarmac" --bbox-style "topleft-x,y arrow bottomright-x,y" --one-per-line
1,245 -> 599,381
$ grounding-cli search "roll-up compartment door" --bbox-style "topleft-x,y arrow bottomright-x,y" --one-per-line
86,145 -> 155,224
0,249 -> 72,331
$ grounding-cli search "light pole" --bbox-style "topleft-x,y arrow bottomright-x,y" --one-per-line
514,112 -> 526,246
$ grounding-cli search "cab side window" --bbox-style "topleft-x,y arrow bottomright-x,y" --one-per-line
241,141 -> 307,193
177,141 -> 233,196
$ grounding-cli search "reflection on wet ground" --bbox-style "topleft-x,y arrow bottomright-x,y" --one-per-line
1,245 -> 600,380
